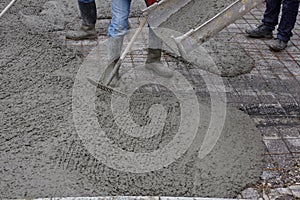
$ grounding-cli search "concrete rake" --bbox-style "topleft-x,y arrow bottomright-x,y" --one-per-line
91,0 -> 264,96
87,18 -> 148,97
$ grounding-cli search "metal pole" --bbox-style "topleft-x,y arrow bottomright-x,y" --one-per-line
0,0 -> 17,18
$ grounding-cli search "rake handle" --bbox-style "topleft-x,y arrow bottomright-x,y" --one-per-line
105,18 -> 148,86
0,0 -> 17,18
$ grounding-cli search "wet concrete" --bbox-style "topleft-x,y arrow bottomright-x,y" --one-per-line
0,0 -> 264,199
161,0 -> 236,33
160,0 -> 255,77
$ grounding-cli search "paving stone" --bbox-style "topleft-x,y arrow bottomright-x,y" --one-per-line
271,154 -> 297,169
275,187 -> 293,196
261,155 -> 281,181
261,190 -> 270,200
263,138 -> 290,153
258,126 -> 280,138
241,188 -> 260,199
266,189 -> 281,200
289,185 -> 300,198
284,138 -> 300,153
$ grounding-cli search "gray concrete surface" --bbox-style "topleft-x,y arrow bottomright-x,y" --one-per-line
0,0 -> 266,199
161,0 -> 236,33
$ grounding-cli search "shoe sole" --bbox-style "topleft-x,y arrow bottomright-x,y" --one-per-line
65,35 -> 98,41
269,46 -> 286,52
246,34 -> 273,39
245,31 -> 273,39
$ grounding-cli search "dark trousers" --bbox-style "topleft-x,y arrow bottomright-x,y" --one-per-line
262,0 -> 299,42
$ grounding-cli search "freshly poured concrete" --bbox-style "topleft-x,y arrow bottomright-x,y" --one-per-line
160,0 -> 255,76
0,0 -> 264,199
161,0 -> 236,33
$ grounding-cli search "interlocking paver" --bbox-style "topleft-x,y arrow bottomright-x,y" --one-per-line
212,3 -> 300,197
285,138 -> 300,153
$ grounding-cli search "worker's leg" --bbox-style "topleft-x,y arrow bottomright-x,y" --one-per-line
262,0 -> 282,31
144,0 -> 173,78
245,0 -> 281,38
108,0 -> 131,39
78,0 -> 97,27
107,0 -> 131,61
103,0 -> 131,86
277,0 -> 299,42
146,28 -> 173,78
269,0 -> 299,51
66,0 -> 97,40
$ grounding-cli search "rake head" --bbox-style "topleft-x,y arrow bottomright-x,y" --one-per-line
87,77 -> 127,98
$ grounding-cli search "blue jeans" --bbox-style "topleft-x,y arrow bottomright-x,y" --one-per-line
108,0 -> 132,38
262,0 -> 299,42
108,0 -> 162,49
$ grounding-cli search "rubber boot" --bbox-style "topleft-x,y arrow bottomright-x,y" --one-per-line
145,48 -> 174,78
145,28 -> 173,78
101,37 -> 124,87
66,2 -> 97,40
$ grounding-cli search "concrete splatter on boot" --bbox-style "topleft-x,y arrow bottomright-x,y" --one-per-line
101,37 -> 124,87
145,48 -> 173,78
268,38 -> 288,52
66,2 -> 97,40
66,25 -> 97,40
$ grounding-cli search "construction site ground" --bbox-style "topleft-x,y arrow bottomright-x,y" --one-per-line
1,0 -> 300,199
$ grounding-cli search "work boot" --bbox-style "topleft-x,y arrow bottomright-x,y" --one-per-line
246,24 -> 273,39
145,48 -> 174,78
66,2 -> 97,40
102,59 -> 120,87
101,37 -> 124,87
268,38 -> 288,52
66,25 -> 97,40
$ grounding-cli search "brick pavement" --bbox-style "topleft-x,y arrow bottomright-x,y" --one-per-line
219,4 -> 300,199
